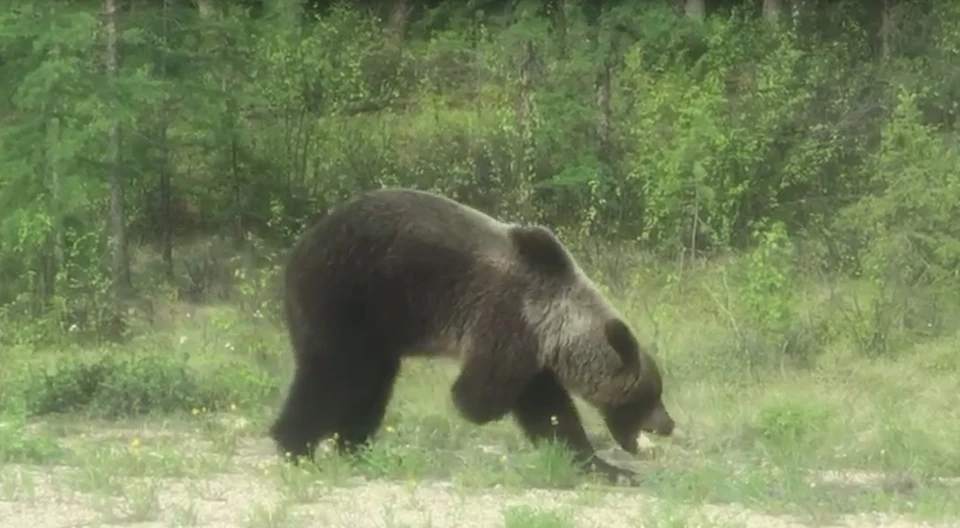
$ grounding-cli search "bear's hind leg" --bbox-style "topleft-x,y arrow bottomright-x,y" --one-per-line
511,370 -> 639,484
333,355 -> 401,455
269,365 -> 340,462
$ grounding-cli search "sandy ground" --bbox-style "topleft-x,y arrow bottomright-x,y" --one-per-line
0,430 -> 955,528
0,470 -> 949,528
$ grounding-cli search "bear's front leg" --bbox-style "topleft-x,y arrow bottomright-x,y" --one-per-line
450,346 -> 540,425
511,369 -> 641,485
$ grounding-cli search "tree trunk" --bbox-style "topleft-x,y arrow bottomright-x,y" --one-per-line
34,116 -> 63,312
159,0 -> 173,280
196,0 -> 215,19
231,130 -> 245,249
685,0 -> 705,19
515,40 -> 539,220
548,0 -> 568,59
47,116 -> 64,305
880,0 -> 893,61
386,0 -> 411,43
595,61 -> 612,169
763,0 -> 781,22
104,0 -> 133,302
196,0 -> 247,253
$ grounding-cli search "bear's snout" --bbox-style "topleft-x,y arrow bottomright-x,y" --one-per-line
642,401 -> 675,437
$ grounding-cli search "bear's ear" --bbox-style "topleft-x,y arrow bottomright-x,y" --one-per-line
509,225 -> 574,277
604,318 -> 641,372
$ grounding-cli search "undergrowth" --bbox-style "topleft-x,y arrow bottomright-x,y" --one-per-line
0,243 -> 957,526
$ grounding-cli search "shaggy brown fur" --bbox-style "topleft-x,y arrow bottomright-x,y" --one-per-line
269,188 -> 675,483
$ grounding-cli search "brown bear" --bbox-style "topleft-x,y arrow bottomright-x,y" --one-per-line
269,187 -> 675,484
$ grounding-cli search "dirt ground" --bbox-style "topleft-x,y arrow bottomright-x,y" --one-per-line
0,430 -> 954,528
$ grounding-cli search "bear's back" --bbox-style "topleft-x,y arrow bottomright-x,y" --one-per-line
329,188 -> 517,268
323,189 -> 535,358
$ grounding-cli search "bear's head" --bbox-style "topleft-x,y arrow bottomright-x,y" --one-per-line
597,318 -> 675,454
506,223 -> 676,453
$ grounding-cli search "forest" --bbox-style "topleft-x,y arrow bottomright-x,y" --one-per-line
0,1 -> 958,527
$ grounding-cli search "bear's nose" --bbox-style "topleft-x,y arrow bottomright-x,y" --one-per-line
661,419 -> 675,436
655,416 -> 675,436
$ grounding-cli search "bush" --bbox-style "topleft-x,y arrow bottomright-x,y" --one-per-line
1,344 -> 281,419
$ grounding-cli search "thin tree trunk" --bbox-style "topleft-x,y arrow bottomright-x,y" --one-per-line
690,179 -> 699,265
595,56 -> 615,239
763,0 -> 781,22
515,40 -> 539,220
36,116 -> 62,311
548,0 -> 568,59
104,0 -> 133,302
880,0 -> 893,61
685,0 -> 705,19
387,0 -> 411,44
48,116 -> 64,303
231,129 -> 244,248
159,0 -> 173,279
196,0 -> 246,252
196,0 -> 215,19
595,61 -> 612,169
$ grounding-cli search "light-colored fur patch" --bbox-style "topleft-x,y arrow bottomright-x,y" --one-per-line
520,267 -> 649,405
522,287 -> 595,366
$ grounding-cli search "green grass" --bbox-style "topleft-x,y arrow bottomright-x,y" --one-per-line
0,256 -> 958,527
503,505 -> 576,528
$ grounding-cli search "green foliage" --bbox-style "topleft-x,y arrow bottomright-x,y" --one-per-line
752,399 -> 833,452
1,341 -> 279,419
0,407 -> 64,464
842,87 -> 960,285
820,86 -> 960,357
741,221 -> 796,341
503,505 -> 576,528
0,0 -> 958,372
